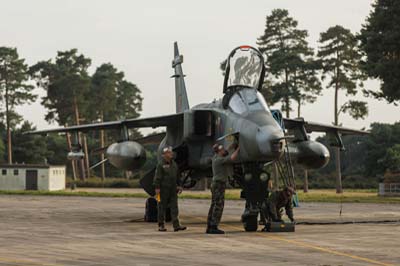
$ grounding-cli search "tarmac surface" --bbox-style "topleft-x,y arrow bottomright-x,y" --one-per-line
0,195 -> 399,266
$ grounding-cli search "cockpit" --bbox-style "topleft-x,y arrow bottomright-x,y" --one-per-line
222,45 -> 269,114
228,88 -> 270,114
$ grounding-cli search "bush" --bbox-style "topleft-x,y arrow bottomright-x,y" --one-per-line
66,177 -> 141,188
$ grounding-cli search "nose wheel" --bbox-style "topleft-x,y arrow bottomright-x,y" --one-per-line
242,213 -> 258,232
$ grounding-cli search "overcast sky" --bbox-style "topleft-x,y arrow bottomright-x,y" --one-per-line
1,0 -> 398,134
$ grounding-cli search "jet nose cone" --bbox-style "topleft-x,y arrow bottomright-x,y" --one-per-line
256,126 -> 285,159
319,147 -> 331,168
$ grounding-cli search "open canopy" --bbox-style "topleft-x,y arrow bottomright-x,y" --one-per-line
223,45 -> 265,93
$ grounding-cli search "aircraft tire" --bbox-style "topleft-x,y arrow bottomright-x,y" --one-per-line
243,215 -> 258,232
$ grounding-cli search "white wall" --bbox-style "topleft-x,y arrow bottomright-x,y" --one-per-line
37,169 -> 49,191
48,166 -> 66,191
0,169 -> 25,190
0,166 -> 66,191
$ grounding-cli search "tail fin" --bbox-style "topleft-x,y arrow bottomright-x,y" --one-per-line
172,42 -> 190,113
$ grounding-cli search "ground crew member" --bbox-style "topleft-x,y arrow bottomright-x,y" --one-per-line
154,146 -> 187,232
264,186 -> 295,225
206,143 -> 240,234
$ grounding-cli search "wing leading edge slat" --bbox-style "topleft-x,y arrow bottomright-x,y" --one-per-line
26,114 -> 183,135
283,118 -> 369,135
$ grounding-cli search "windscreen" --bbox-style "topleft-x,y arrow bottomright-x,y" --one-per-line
226,47 -> 264,90
229,88 -> 270,114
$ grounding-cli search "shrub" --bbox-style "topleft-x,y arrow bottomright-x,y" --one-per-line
66,177 -> 141,188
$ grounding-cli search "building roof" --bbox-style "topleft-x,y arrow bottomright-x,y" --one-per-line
0,164 -> 65,169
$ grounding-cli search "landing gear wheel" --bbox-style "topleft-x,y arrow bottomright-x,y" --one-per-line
243,215 -> 258,232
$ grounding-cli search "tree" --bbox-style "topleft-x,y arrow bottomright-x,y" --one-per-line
30,49 -> 92,179
0,47 -> 36,164
88,65 -> 143,178
365,122 -> 400,176
29,49 -> 91,126
257,9 -> 322,193
292,59 -> 322,117
88,63 -> 123,122
89,63 -> 123,179
359,0 -> 400,103
257,9 -> 322,118
383,144 -> 400,173
0,133 -> 5,163
13,121 -> 52,164
116,81 -> 142,120
318,25 -> 368,193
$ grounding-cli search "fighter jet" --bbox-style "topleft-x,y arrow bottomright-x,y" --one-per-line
28,43 -> 368,231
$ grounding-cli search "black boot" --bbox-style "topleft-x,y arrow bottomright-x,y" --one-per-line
158,223 -> 167,232
206,226 -> 225,234
174,225 -> 187,232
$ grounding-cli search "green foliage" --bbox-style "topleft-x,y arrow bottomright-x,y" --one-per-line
257,9 -> 321,117
12,121 -> 52,164
30,50 -> 144,178
340,100 -> 368,120
88,63 -> 124,122
115,80 -> 143,121
45,134 -> 68,165
0,47 -> 36,120
67,177 -> 140,188
359,0 -> 400,103
314,122 -> 400,180
0,47 -> 36,163
365,122 -> 400,176
383,144 -> 400,172
0,110 -> 23,130
29,49 -> 91,125
0,137 -> 4,163
318,25 -> 367,123
89,63 -> 142,122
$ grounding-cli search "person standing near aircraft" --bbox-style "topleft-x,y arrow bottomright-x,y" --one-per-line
206,143 -> 240,234
263,186 -> 295,226
154,146 -> 187,232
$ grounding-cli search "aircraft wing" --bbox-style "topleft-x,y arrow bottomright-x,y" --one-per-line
283,118 -> 369,136
26,114 -> 183,135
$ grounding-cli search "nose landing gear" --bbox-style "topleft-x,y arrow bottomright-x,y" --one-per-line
234,164 -> 270,232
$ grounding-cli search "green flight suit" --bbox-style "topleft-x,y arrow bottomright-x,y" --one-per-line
207,154 -> 231,228
153,159 -> 181,228
265,191 -> 294,222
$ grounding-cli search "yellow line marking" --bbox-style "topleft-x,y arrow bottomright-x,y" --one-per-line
186,215 -> 394,266
264,234 -> 394,266
0,256 -> 62,266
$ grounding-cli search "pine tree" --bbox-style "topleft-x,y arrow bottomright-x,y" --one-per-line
0,47 -> 36,164
257,9 -> 321,118
88,64 -> 143,178
30,49 -> 92,179
30,49 -> 91,126
359,0 -> 400,103
13,121 -> 52,164
89,63 -> 123,179
318,25 -> 368,193
115,80 -> 143,122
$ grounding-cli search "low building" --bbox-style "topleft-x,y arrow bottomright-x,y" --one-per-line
378,171 -> 400,197
0,164 -> 66,191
